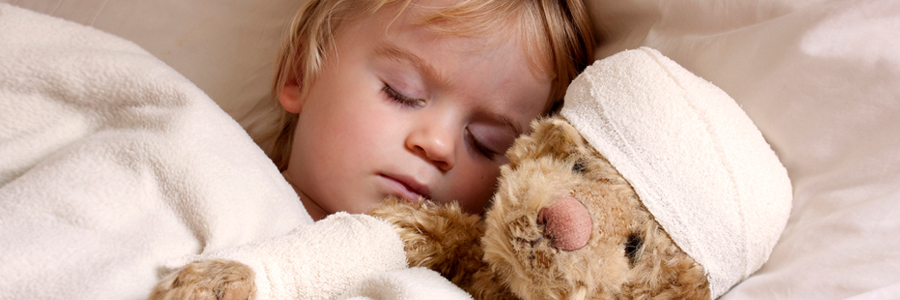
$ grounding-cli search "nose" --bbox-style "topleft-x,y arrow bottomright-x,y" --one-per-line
538,195 -> 592,251
406,119 -> 455,172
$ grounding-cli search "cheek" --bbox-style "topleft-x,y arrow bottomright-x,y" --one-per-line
306,95 -> 389,151
450,161 -> 503,213
320,118 -> 393,167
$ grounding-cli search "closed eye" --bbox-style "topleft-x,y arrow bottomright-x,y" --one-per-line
466,123 -> 516,163
382,83 -> 424,108
466,128 -> 499,160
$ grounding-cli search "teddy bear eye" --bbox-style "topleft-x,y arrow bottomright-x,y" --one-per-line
572,160 -> 586,174
625,232 -> 643,266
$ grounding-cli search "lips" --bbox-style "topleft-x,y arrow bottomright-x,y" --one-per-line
380,173 -> 430,203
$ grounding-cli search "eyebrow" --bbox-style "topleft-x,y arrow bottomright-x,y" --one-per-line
493,113 -> 525,138
373,44 -> 448,86
373,44 -> 525,137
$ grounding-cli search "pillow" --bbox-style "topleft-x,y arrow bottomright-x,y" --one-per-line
585,0 -> 900,298
1,0 -> 303,120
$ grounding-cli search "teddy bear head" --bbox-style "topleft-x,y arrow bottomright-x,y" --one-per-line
480,115 -> 710,300
475,48 -> 792,300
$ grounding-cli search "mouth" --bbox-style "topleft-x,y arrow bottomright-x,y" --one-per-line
379,173 -> 431,203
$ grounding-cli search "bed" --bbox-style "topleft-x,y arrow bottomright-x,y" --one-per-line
1,0 -> 898,299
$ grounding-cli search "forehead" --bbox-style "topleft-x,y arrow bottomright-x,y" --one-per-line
384,9 -> 549,122
374,3 -> 552,97
363,0 -> 554,87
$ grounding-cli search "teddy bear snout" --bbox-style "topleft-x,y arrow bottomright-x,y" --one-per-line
537,195 -> 592,251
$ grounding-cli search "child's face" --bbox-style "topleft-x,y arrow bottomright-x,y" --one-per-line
279,4 -> 552,220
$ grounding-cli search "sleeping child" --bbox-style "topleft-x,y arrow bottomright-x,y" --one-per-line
253,0 -> 596,220
0,0 -> 593,299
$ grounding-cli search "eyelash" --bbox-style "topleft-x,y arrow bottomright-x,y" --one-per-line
382,83 -> 499,160
466,129 -> 499,160
381,84 -> 421,107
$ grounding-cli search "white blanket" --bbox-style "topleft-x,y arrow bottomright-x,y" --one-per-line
0,4 -> 469,300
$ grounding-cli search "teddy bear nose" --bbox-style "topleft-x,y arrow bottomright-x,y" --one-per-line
537,195 -> 592,251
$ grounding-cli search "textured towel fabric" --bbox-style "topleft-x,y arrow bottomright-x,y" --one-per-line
560,47 -> 793,298
338,267 -> 475,300
0,4 -> 443,300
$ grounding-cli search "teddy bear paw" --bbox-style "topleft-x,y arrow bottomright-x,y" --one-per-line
147,259 -> 255,300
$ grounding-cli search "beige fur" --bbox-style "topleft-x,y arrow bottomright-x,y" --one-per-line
149,259 -> 255,300
148,116 -> 709,300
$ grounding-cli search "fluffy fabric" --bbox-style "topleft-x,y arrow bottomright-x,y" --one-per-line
560,47 -> 793,297
0,5 -> 427,299
338,267 -> 475,300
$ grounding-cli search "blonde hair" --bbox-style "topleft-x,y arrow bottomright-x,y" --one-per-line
244,0 -> 594,171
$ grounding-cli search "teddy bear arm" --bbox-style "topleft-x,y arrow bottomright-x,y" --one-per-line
463,268 -> 519,300
368,198 -> 487,286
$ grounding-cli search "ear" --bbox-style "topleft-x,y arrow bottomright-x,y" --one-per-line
529,116 -> 585,159
279,84 -> 303,113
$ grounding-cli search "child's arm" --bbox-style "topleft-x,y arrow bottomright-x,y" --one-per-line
151,213 -> 407,300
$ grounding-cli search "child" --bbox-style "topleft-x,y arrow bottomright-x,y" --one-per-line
247,0 -> 595,221
150,1 -> 594,297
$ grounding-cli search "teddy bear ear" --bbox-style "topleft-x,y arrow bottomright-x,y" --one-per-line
505,116 -> 587,168
528,116 -> 586,160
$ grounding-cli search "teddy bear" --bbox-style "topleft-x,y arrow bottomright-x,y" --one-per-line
149,48 -> 792,300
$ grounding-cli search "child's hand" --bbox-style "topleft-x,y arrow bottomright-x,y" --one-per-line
148,259 -> 255,300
